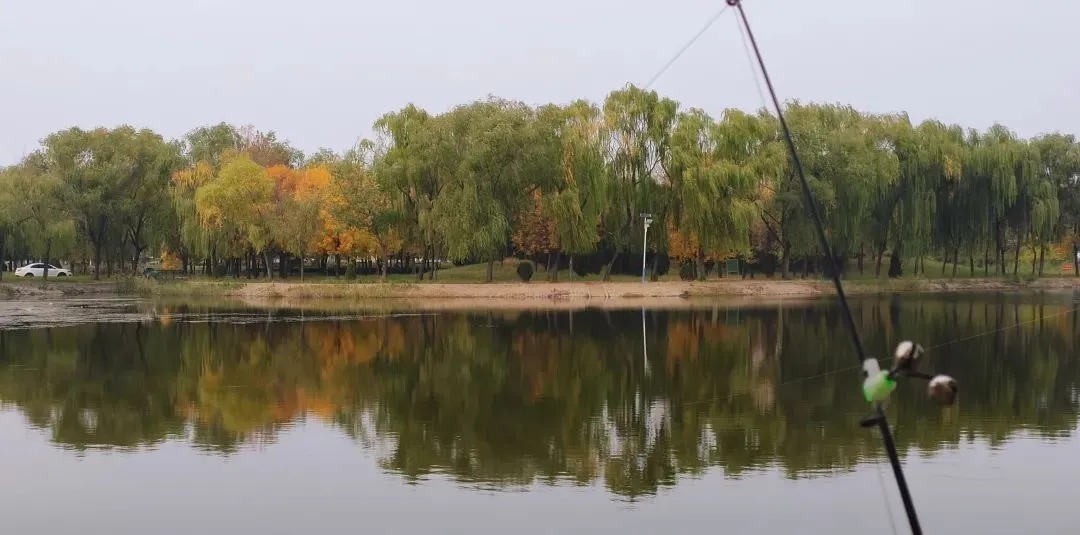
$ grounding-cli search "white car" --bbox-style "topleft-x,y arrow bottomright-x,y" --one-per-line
14,263 -> 72,277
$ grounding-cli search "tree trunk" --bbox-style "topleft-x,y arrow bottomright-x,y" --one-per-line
983,243 -> 990,276
550,251 -> 562,282
0,233 -> 5,282
380,244 -> 389,281
300,251 -> 306,281
969,253 -> 975,276
1012,236 -> 1021,276
952,245 -> 960,277
335,255 -> 342,277
42,240 -> 52,284
429,246 -> 437,281
1038,243 -> 1047,276
92,240 -> 103,280
696,248 -> 706,281
857,245 -> 865,275
1074,243 -> 1080,277
602,251 -> 619,282
782,243 -> 792,280
874,243 -> 885,277
888,242 -> 903,278
132,245 -> 145,276
485,260 -> 494,283
650,253 -> 660,282
263,251 -> 272,279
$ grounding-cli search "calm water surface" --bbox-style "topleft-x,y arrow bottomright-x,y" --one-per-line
2,293 -> 1079,534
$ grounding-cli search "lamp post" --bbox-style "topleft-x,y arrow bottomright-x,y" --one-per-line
640,213 -> 653,283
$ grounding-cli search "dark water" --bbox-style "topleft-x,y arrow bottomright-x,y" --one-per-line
2,293 -> 1079,534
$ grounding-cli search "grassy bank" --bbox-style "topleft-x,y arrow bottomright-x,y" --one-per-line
4,259 -> 1080,302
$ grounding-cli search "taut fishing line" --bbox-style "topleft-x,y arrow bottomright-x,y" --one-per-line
643,2 -> 965,533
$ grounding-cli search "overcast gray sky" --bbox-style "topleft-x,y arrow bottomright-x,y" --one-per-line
1,0 -> 1076,165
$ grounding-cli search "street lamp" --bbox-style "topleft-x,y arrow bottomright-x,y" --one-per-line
640,213 -> 653,283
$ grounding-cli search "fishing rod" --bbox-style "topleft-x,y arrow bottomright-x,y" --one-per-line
726,1 -> 958,533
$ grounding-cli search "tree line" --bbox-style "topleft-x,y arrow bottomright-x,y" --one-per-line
2,84 -> 1079,282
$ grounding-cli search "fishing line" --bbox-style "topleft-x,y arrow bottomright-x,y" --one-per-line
642,4 -> 733,90
874,458 -> 901,535
732,5 -> 769,113
639,2 -> 968,532
776,304 -> 1080,388
728,1 -> 921,532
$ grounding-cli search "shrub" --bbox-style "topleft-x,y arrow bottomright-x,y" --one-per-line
679,262 -> 695,281
654,253 -> 671,276
517,261 -> 534,282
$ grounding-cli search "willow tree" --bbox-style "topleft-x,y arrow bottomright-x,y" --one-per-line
433,98 -> 536,282
871,116 -> 955,277
666,108 -> 758,279
20,171 -> 76,279
116,133 -> 185,273
756,104 -> 835,278
815,109 -> 898,276
194,154 -> 274,277
550,100 -> 608,278
599,84 -> 677,280
372,104 -> 439,278
965,125 -> 1021,274
525,101 -> 608,280
171,161 -> 222,274
38,126 -> 161,279
1003,139 -> 1058,275
0,165 -> 35,278
184,123 -> 242,168
173,124 -> 248,275
1032,134 -> 1080,274
513,104 -> 563,276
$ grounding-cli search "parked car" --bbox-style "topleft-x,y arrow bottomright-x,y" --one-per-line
14,263 -> 71,277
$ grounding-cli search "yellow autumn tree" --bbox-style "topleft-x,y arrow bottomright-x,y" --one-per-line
271,165 -> 336,280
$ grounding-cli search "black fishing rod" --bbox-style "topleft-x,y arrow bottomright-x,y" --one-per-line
726,1 -> 957,533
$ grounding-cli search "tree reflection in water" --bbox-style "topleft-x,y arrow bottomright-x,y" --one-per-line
0,293 -> 1077,499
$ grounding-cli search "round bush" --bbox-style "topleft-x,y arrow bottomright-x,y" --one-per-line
679,262 -> 695,281
517,261 -> 534,282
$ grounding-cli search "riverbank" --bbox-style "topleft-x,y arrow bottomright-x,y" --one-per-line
3,276 -> 1079,303
2,276 -> 1071,302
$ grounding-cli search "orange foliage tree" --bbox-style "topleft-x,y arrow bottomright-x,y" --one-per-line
512,191 -> 558,256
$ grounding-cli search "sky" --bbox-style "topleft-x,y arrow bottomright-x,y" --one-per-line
1,0 -> 1076,165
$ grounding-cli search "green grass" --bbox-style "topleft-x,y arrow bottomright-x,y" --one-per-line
379,261 -> 663,284
6,254 -> 1079,289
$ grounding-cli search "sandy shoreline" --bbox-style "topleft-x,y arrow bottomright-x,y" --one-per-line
1,278 -> 1077,324
3,277 -> 1080,305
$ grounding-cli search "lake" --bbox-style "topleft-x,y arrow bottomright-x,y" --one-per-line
1,292 -> 1078,534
